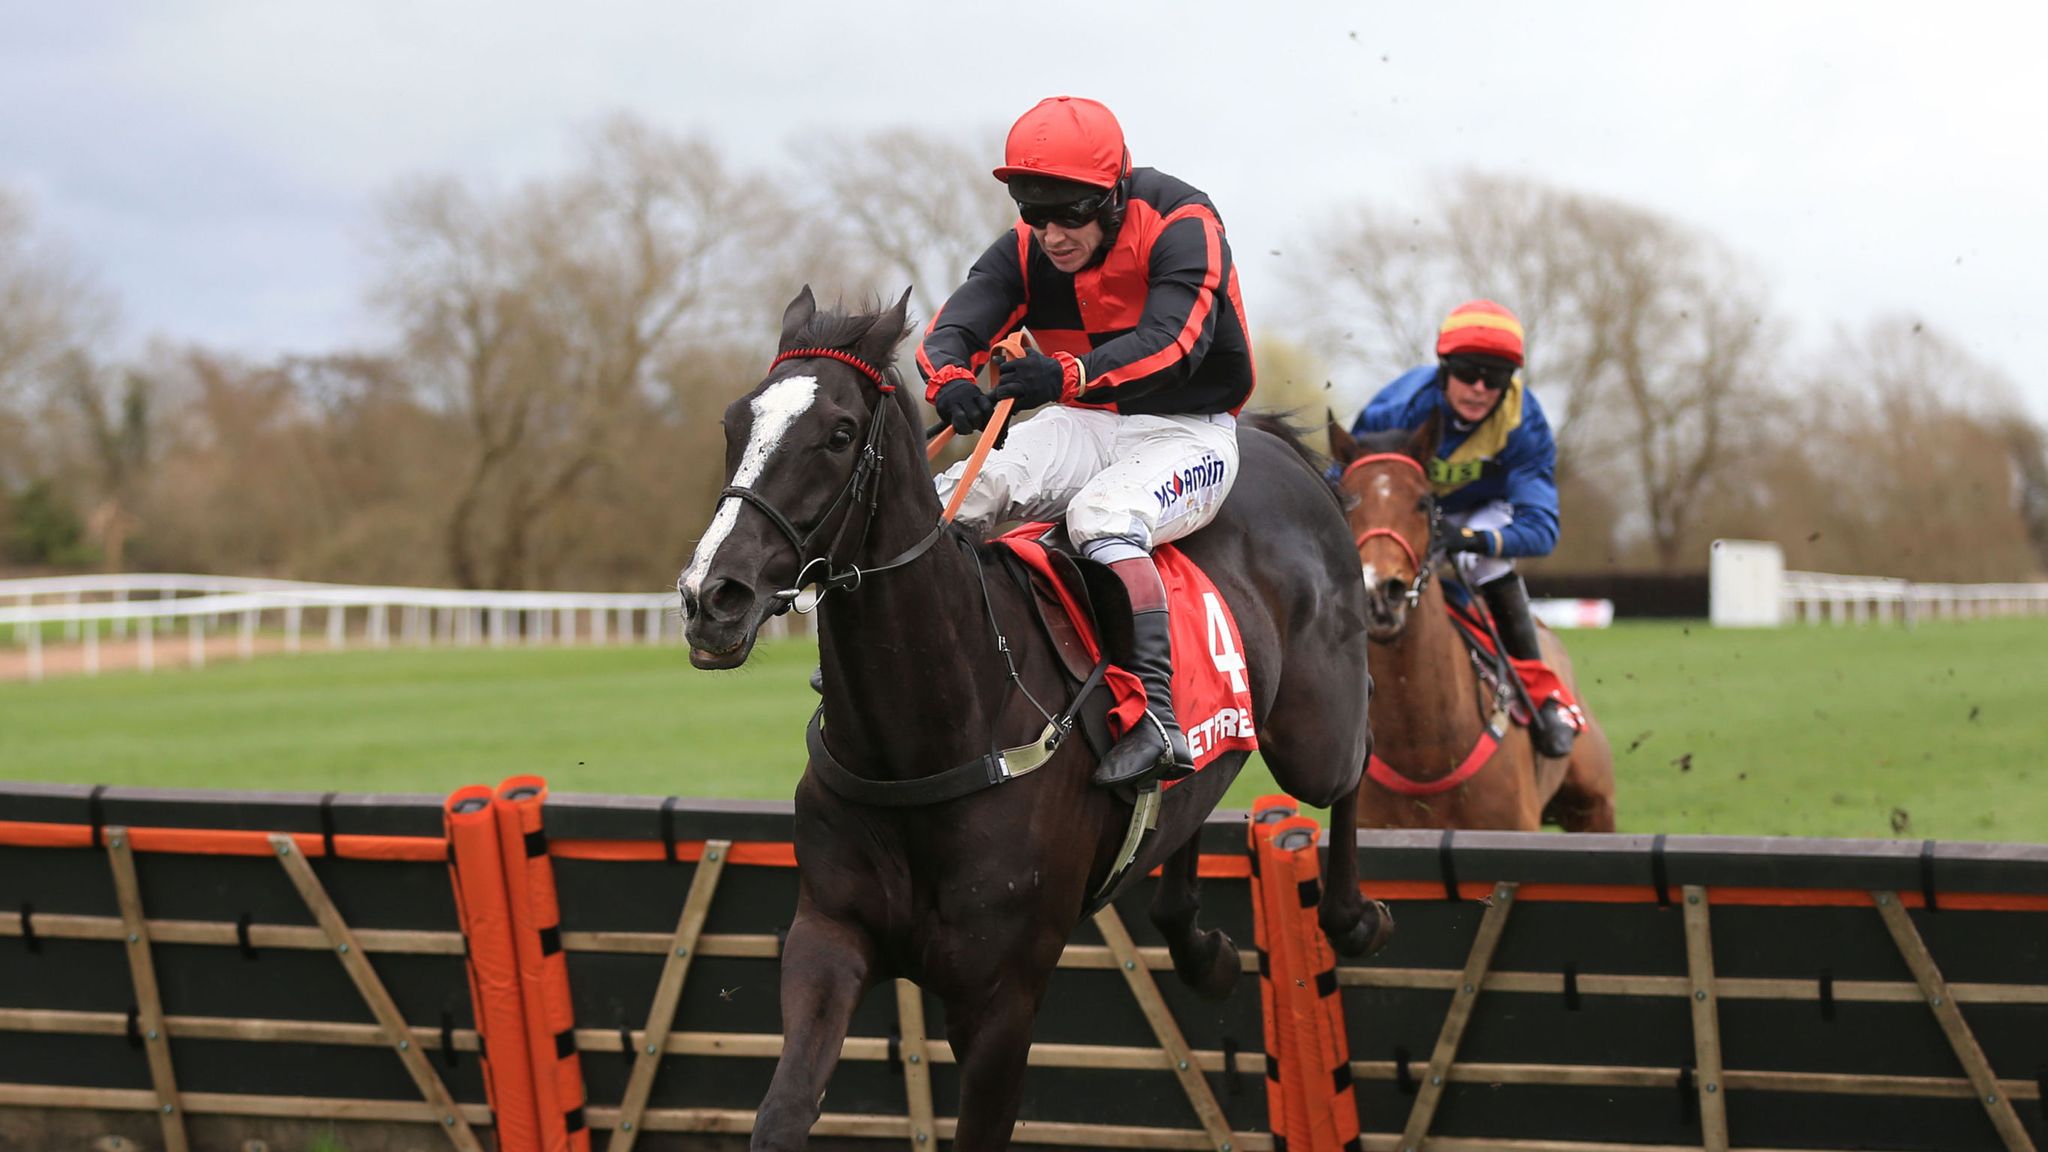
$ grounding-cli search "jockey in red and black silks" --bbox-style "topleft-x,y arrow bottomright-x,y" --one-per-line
916,95 -> 1256,790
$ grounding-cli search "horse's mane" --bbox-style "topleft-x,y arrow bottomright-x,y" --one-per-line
788,303 -> 899,354
1351,427 -> 1415,457
1242,412 -> 1345,511
787,296 -> 919,423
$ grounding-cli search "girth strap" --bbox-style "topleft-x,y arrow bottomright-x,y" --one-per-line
806,658 -> 1111,808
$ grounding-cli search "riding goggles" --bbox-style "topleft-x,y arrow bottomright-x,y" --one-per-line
1017,189 -> 1112,229
1443,356 -> 1517,392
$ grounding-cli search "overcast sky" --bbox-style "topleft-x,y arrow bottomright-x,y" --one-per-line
6,2 -> 2045,416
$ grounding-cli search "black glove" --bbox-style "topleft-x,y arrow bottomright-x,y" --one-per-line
1444,528 -> 1493,555
933,378 -> 995,435
989,349 -> 1067,412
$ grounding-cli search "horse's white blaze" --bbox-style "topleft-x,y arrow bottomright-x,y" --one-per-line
1361,561 -> 1380,590
680,376 -> 820,599
1372,474 -> 1393,500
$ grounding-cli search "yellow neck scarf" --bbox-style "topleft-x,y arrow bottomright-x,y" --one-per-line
1426,374 -> 1524,495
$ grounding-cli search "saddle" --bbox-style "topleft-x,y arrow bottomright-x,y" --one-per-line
993,524 -> 1138,764
1443,590 -> 1586,735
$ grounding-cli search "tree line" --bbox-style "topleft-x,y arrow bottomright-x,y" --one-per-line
3,114 -> 2043,589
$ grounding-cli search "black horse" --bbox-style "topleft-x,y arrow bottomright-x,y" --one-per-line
680,288 -> 1390,1151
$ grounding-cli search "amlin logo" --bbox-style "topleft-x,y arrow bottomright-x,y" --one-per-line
1153,452 -> 1228,511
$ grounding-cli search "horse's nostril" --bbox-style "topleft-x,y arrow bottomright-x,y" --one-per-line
1378,578 -> 1407,602
679,586 -> 699,620
702,577 -> 755,619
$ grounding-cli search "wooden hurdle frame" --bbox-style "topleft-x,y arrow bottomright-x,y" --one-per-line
6,788 -> 2047,1152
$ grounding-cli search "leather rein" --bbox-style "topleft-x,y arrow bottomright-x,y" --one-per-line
1341,452 -> 1511,796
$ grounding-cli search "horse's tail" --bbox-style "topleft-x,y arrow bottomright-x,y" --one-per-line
1241,411 -> 1343,509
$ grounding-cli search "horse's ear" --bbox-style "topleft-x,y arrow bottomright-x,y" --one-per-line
1326,409 -> 1361,466
854,287 -> 914,374
778,285 -> 818,351
1406,410 -> 1443,464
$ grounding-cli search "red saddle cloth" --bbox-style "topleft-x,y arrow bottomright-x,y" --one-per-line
995,524 -> 1260,776
1446,597 -> 1587,731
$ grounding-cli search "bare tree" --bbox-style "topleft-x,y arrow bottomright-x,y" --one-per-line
0,190 -> 113,410
50,350 -> 151,570
1245,331 -> 1336,418
375,116 -> 790,588
1287,174 -> 1784,569
803,128 -> 1015,320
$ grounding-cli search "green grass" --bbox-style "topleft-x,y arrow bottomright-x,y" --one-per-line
2,620 -> 2044,842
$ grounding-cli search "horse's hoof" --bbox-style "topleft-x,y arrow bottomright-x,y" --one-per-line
1324,899 -> 1396,959
1174,928 -> 1242,1001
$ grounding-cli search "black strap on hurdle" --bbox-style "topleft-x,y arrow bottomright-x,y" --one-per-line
660,796 -> 681,864
1437,829 -> 1460,901
236,912 -> 257,959
318,792 -> 339,860
441,1009 -> 459,1069
1222,1036 -> 1242,1095
617,1017 -> 634,1061
1677,1064 -> 1696,1122
1394,1046 -> 1417,1094
1920,839 -> 1940,912
1818,968 -> 1836,1021
885,1025 -> 903,1076
126,1004 -> 142,1048
1651,833 -> 1671,906
18,903 -> 36,954
1562,962 -> 1581,1011
87,785 -> 107,849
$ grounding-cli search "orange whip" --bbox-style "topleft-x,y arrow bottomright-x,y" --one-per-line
928,330 -> 1039,524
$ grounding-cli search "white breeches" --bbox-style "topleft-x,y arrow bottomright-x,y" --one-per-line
934,405 -> 1240,564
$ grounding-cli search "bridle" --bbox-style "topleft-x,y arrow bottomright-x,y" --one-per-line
1340,452 -> 1444,608
713,347 -> 945,614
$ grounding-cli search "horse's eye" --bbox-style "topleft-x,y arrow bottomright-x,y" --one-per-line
827,426 -> 855,451
1415,497 -> 1432,513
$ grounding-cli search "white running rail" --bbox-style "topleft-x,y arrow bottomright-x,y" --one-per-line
0,573 -> 787,682
1780,570 -> 2048,626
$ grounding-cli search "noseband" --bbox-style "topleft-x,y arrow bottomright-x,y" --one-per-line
1341,452 -> 1443,607
713,348 -> 945,613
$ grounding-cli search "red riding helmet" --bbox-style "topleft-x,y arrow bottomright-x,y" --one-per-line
993,96 -> 1129,191
1436,299 -> 1526,367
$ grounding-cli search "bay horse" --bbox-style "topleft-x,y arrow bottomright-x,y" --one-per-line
680,287 -> 1391,1151
1328,416 -> 1617,832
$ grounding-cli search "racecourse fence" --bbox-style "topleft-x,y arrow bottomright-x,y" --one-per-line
1711,539 -> 2048,627
1780,570 -> 2048,626
3,781 -> 2044,1152
0,574 -> 804,681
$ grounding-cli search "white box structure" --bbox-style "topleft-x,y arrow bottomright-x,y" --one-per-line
1710,539 -> 1785,627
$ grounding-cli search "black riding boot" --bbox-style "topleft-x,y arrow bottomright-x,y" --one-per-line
1481,573 -> 1576,758
1093,557 -> 1195,788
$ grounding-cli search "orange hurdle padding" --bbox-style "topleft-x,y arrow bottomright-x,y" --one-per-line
446,786 -> 542,1152
494,777 -> 591,1152
1276,815 -> 1360,1152
1248,797 -> 1306,1149
1270,814 -> 1341,1152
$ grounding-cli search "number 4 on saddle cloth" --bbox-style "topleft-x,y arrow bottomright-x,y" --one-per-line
996,523 -> 1260,783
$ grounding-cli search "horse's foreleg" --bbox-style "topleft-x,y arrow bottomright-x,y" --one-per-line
1149,835 -> 1241,1000
945,974 -> 1048,1152
1319,783 -> 1396,958
751,909 -> 874,1152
